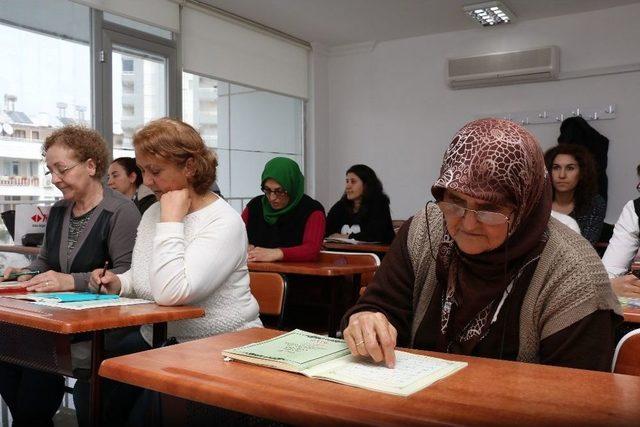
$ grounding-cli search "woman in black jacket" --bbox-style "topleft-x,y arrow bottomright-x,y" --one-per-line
326,164 -> 395,244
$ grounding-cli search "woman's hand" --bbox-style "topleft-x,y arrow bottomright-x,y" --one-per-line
24,271 -> 75,293
611,274 -> 640,298
247,247 -> 284,262
89,269 -> 122,294
343,311 -> 397,368
1,267 -> 32,282
160,189 -> 191,222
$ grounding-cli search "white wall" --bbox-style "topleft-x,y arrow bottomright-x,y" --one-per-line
318,3 -> 640,222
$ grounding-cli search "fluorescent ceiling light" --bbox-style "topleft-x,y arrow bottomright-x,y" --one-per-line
463,1 -> 515,27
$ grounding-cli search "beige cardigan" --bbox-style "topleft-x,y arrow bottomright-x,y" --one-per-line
407,204 -> 622,362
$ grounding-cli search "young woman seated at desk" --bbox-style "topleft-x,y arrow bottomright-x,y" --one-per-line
342,118 -> 622,372
242,157 -> 326,262
326,164 -> 395,244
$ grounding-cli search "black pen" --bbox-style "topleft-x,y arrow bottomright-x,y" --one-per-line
97,261 -> 109,296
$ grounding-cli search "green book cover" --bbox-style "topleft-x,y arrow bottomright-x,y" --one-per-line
222,329 -> 350,372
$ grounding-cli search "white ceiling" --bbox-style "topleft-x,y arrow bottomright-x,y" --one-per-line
198,0 -> 640,46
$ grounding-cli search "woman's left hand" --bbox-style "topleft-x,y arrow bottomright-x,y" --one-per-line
24,271 -> 75,292
160,189 -> 191,222
247,247 -> 284,262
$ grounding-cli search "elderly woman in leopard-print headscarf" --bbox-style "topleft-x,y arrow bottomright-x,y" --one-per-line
341,118 -> 622,371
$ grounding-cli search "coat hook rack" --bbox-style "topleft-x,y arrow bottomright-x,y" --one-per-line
488,104 -> 616,126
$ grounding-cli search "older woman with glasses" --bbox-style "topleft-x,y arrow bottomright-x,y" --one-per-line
0,125 -> 140,426
342,118 -> 621,372
241,157 -> 325,262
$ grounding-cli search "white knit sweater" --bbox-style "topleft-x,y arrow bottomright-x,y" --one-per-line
119,197 -> 262,344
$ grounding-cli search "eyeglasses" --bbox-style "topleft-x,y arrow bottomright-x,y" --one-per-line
438,201 -> 511,226
636,182 -> 640,193
261,186 -> 288,198
44,161 -> 83,179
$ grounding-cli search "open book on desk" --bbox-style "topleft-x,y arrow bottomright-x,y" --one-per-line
324,237 -> 380,245
222,329 -> 467,396
5,292 -> 152,310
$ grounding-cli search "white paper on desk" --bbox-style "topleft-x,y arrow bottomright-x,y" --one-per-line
7,295 -> 152,310
302,350 -> 467,396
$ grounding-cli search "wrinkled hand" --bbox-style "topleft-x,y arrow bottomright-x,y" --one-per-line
611,274 -> 640,298
1,266 -> 31,282
160,189 -> 191,222
247,247 -> 284,262
89,269 -> 121,294
24,271 -> 74,293
343,311 -> 397,368
247,244 -> 256,252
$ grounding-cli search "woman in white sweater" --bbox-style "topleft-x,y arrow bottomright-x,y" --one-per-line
75,118 -> 261,426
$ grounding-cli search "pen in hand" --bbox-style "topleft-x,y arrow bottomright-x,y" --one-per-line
97,261 -> 109,296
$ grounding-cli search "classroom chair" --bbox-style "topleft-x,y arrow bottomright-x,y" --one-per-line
612,328 -> 640,376
249,272 -> 287,329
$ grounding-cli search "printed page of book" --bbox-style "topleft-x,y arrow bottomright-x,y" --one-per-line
222,329 -> 350,372
302,350 -> 467,396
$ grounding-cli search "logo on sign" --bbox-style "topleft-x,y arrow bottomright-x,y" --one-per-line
31,207 -> 49,223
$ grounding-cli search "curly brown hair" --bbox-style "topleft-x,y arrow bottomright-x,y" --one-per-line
544,144 -> 598,216
133,118 -> 217,195
42,125 -> 109,179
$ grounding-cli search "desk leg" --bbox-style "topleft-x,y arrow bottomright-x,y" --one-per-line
152,322 -> 168,348
90,330 -> 104,427
328,274 -> 362,338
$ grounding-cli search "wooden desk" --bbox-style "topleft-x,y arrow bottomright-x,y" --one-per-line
323,242 -> 390,254
0,297 -> 204,426
248,252 -> 379,336
100,327 -> 640,426
0,244 -> 41,256
623,306 -> 640,323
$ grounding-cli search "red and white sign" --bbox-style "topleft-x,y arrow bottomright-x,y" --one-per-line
15,204 -> 51,245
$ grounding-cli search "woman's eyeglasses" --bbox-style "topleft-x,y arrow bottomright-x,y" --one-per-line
44,161 -> 83,179
438,201 -> 510,226
261,186 -> 288,198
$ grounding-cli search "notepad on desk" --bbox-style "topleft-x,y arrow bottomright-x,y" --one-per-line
5,292 -> 151,310
222,329 -> 467,396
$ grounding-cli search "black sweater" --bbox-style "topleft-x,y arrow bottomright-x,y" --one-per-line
325,197 -> 395,244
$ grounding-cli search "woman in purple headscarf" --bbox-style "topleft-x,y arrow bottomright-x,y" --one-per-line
342,118 -> 622,371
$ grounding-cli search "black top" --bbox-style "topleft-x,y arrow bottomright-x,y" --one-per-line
135,194 -> 156,216
245,194 -> 325,248
326,197 -> 395,244
570,194 -> 606,244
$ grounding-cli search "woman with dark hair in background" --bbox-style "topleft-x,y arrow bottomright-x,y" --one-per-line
545,144 -> 606,244
326,164 -> 395,244
108,157 -> 156,215
558,116 -> 609,202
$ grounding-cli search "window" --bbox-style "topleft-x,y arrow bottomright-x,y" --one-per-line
122,58 -> 134,73
182,73 -> 304,212
0,0 -> 90,245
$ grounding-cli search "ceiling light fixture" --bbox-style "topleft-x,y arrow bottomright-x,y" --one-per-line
464,1 -> 515,27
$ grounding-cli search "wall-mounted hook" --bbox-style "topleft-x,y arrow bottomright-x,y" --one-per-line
538,111 -> 548,119
606,105 -> 615,114
592,112 -> 599,120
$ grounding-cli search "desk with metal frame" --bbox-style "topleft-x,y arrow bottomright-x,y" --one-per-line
0,297 -> 203,426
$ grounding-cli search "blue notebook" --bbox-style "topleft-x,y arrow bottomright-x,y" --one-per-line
38,292 -> 120,303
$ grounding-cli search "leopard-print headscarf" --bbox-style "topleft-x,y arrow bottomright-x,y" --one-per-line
430,118 -> 552,355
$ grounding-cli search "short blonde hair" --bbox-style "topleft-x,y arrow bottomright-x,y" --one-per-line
43,126 -> 109,179
133,118 -> 217,194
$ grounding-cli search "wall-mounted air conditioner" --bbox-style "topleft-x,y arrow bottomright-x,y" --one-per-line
447,46 -> 560,89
